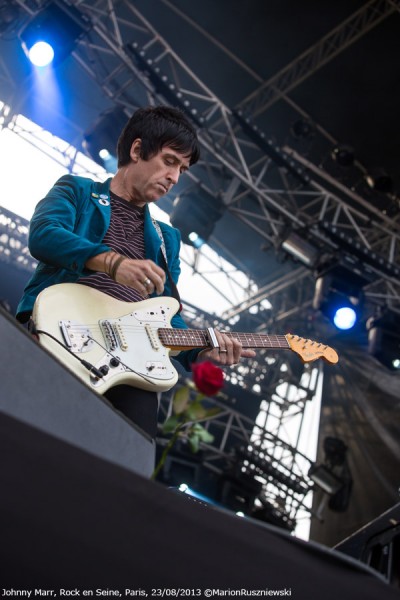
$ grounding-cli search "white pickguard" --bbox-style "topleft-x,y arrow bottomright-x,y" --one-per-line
32,283 -> 180,394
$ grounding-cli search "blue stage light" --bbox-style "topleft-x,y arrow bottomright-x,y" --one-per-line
27,41 -> 55,67
188,232 -> 206,249
333,306 -> 357,330
313,266 -> 367,332
19,1 -> 90,68
83,107 -> 128,172
98,149 -> 118,173
170,192 -> 224,247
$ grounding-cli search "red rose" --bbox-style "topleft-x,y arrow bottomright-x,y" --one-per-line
192,361 -> 224,396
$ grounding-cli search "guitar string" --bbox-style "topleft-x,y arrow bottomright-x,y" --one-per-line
61,322 -> 292,347
43,324 -> 330,371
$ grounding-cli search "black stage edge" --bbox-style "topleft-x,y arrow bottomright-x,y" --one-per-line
1,309 -> 399,596
0,306 -> 154,478
1,410 -> 399,597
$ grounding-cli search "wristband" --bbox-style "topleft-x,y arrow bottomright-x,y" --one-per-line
109,255 -> 126,281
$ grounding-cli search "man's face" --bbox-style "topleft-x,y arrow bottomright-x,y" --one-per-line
127,141 -> 190,206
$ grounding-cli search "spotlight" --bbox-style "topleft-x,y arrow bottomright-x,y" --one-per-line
313,281 -> 361,331
308,464 -> 344,495
280,231 -> 319,267
367,311 -> 400,371
19,0 -> 91,67
313,265 -> 366,331
309,436 -> 352,512
331,144 -> 355,167
365,168 -> 393,194
290,119 -> 315,140
83,106 -> 128,172
27,40 -> 54,67
170,192 -> 224,247
333,306 -> 357,331
98,149 -> 118,173
188,232 -> 206,249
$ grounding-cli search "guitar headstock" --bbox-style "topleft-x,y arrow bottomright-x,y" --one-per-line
285,334 -> 339,365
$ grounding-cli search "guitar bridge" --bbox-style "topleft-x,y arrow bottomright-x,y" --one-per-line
99,320 -> 118,351
59,320 -> 94,353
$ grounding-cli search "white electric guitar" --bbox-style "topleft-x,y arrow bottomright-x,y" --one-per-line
32,283 -> 339,394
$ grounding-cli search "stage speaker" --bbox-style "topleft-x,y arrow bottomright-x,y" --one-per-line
0,306 -> 155,477
335,503 -> 400,587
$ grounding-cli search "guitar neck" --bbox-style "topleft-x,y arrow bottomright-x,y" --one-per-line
158,328 -> 290,352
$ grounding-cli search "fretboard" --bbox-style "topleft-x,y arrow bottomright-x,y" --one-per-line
157,328 -> 290,351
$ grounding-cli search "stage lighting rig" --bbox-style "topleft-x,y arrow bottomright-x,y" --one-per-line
280,230 -> 319,268
19,0 -> 91,67
126,43 -> 204,128
170,191 -> 224,248
309,437 -> 352,512
312,262 -> 368,331
83,106 -> 129,173
319,221 -> 400,280
232,110 -> 310,186
366,167 -> 394,194
331,144 -> 355,167
290,119 -> 315,140
367,310 -> 400,371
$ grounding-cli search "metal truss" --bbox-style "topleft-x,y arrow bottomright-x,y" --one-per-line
237,0 -> 400,117
0,106 -> 107,176
0,105 -> 258,315
72,0 -> 399,305
179,298 -> 316,396
158,341 -> 323,527
11,0 -> 400,313
0,205 -> 36,271
222,266 -> 316,331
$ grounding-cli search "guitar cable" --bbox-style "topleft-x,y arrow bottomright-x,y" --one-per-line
35,328 -> 154,385
36,329 -> 106,379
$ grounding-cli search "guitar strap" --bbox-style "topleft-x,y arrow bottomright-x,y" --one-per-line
152,219 -> 182,308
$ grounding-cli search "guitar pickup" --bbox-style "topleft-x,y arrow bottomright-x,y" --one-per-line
114,323 -> 128,351
145,324 -> 161,351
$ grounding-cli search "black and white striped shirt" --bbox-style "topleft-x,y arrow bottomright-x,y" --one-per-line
78,191 -> 148,302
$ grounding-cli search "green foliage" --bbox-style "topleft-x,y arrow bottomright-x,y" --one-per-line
162,414 -> 180,434
172,385 -> 190,414
152,380 -> 223,479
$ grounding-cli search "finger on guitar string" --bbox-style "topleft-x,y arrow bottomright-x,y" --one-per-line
197,329 -> 243,366
216,329 -> 242,365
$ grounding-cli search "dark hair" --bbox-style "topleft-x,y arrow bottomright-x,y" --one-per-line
116,106 -> 200,168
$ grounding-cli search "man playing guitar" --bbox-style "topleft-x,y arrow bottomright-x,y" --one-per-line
17,106 -> 256,437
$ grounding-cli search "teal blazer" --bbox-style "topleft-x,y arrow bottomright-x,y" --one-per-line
17,174 -> 199,370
